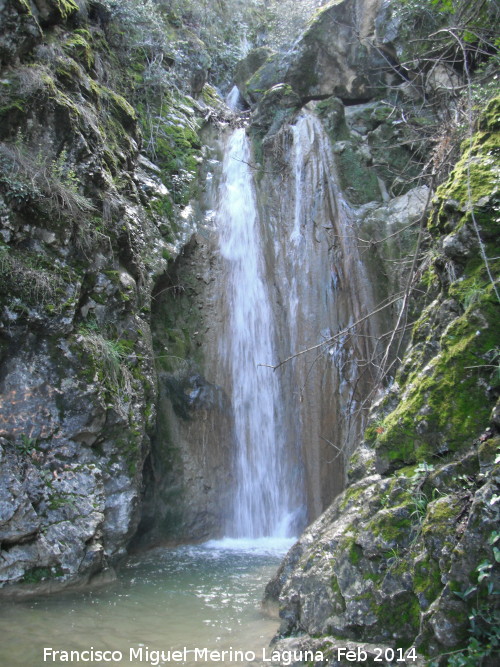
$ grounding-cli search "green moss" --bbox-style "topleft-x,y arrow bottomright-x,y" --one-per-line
74,28 -> 92,41
412,557 -> 442,606
124,434 -> 141,476
479,96 -> 500,132
149,195 -> 173,229
383,476 -> 414,506
370,280 -> 500,469
367,509 -> 413,544
423,495 -> 457,526
363,571 -> 381,584
315,97 -> 350,141
55,56 -> 85,84
151,120 -> 201,205
22,565 -> 64,584
432,97 -> 500,236
478,435 -> 500,467
396,465 -> 420,478
420,265 -> 439,292
54,0 -> 79,20
63,32 -> 94,71
41,72 -> 82,122
0,99 -> 25,120
201,84 -> 221,107
338,484 -> 366,511
335,146 -> 381,205
343,535 -> 363,565
439,135 -> 499,210
375,595 -> 420,648
245,53 -> 282,102
91,82 -> 137,127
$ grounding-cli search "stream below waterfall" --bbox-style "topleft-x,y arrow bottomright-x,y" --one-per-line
0,540 -> 292,667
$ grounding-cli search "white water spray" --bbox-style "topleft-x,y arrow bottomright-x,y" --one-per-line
217,128 -> 298,539
225,85 -> 244,112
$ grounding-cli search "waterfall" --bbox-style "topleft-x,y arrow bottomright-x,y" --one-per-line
267,111 -> 380,519
195,110 -> 379,539
225,85 -> 244,112
217,128 -> 299,539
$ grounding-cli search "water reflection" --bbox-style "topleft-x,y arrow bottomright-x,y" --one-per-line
0,540 -> 292,667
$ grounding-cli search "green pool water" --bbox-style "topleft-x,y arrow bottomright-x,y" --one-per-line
0,538 -> 293,667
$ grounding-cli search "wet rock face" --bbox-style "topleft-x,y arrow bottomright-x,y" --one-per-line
138,228 -> 237,545
0,0 -> 173,590
0,332 -> 150,587
248,93 -> 429,521
267,440 -> 500,660
265,98 -> 500,663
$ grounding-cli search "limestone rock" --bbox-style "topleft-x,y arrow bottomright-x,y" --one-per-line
240,0 -> 388,105
0,0 -> 169,591
0,1 -> 43,69
250,84 -> 301,140
234,46 -> 276,105
265,97 -> 500,665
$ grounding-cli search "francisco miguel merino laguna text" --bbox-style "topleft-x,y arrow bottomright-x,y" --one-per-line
43,646 -> 325,665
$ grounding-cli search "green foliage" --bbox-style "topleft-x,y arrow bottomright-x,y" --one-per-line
443,543 -> 500,666
21,565 -> 64,584
392,0 -> 500,62
0,244 -> 75,315
63,30 -> 95,70
77,324 -> 136,399
0,141 -> 95,222
15,434 -> 39,456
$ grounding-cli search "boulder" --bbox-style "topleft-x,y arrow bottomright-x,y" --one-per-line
239,0 -> 388,105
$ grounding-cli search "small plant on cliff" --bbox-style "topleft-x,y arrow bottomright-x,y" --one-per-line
77,325 -> 135,410
0,141 -> 95,221
440,523 -> 500,665
0,245 -> 67,308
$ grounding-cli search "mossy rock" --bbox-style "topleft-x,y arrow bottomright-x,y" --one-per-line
94,83 -> 137,129
335,144 -> 382,204
63,30 -> 94,71
364,504 -> 413,548
432,96 -> 500,237
34,0 -> 79,26
367,123 -> 419,197
370,288 -> 499,469
250,83 -> 301,143
316,96 -> 350,140
244,52 -> 286,105
411,553 -> 442,609
367,97 -> 500,474
234,46 -> 276,104
374,594 -> 421,648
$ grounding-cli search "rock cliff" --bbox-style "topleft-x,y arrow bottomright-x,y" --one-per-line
0,5 -> 499,666
253,1 -> 500,664
0,0 -> 229,590
264,101 -> 500,657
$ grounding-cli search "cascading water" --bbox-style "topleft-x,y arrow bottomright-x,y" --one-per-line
216,128 -> 300,539
265,111 -> 381,519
